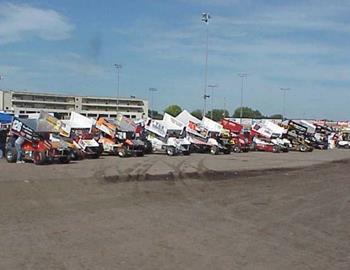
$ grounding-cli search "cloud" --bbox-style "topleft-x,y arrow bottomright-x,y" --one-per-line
0,3 -> 74,44
177,0 -> 244,6
39,53 -> 108,77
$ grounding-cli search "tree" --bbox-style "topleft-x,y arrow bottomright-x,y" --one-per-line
232,107 -> 264,119
164,105 -> 182,117
191,109 -> 203,119
148,110 -> 163,120
269,114 -> 283,119
206,109 -> 229,121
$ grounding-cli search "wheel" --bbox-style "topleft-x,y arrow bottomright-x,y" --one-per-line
223,148 -> 231,155
98,143 -> 104,155
272,145 -> 280,153
117,146 -> 127,157
299,145 -> 308,152
233,145 -> 241,153
210,146 -> 219,155
166,146 -> 176,156
33,151 -> 47,165
6,148 -> 17,163
144,140 -> 153,154
58,155 -> 71,164
69,151 -> 77,160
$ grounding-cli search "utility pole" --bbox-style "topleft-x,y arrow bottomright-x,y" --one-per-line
208,84 -> 217,119
238,73 -> 247,124
280,87 -> 291,120
114,64 -> 122,115
223,97 -> 227,118
0,75 -> 3,91
202,12 -> 211,117
149,88 -> 158,118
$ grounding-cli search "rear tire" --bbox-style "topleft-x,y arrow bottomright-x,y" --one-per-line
210,146 -> 219,155
233,145 -> 241,153
144,140 -> 153,154
59,155 -> 71,164
33,151 -> 47,165
299,145 -> 308,152
166,146 -> 175,156
117,146 -> 128,158
272,145 -> 280,153
223,148 -> 231,155
6,148 -> 17,163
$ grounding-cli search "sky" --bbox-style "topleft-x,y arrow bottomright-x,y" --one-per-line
1,0 -> 350,120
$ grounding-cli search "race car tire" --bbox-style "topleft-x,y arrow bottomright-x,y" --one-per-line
33,151 -> 47,165
232,145 -> 241,153
223,148 -> 231,155
144,141 -> 153,154
59,156 -> 71,164
117,147 -> 128,158
6,148 -> 17,163
166,146 -> 175,156
272,145 -> 280,153
299,145 -> 308,152
210,146 -> 219,155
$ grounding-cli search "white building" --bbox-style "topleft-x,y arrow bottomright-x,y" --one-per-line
0,90 -> 148,119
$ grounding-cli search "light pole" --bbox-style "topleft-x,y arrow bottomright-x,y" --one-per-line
202,12 -> 211,117
0,75 -> 4,92
238,73 -> 247,123
223,97 -> 227,118
149,88 -> 158,118
280,88 -> 290,120
208,84 -> 217,119
114,64 -> 122,114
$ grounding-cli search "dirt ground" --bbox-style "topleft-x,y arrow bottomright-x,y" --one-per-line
0,159 -> 349,270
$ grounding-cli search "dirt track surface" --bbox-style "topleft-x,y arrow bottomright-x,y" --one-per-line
0,152 -> 350,269
1,149 -> 350,182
